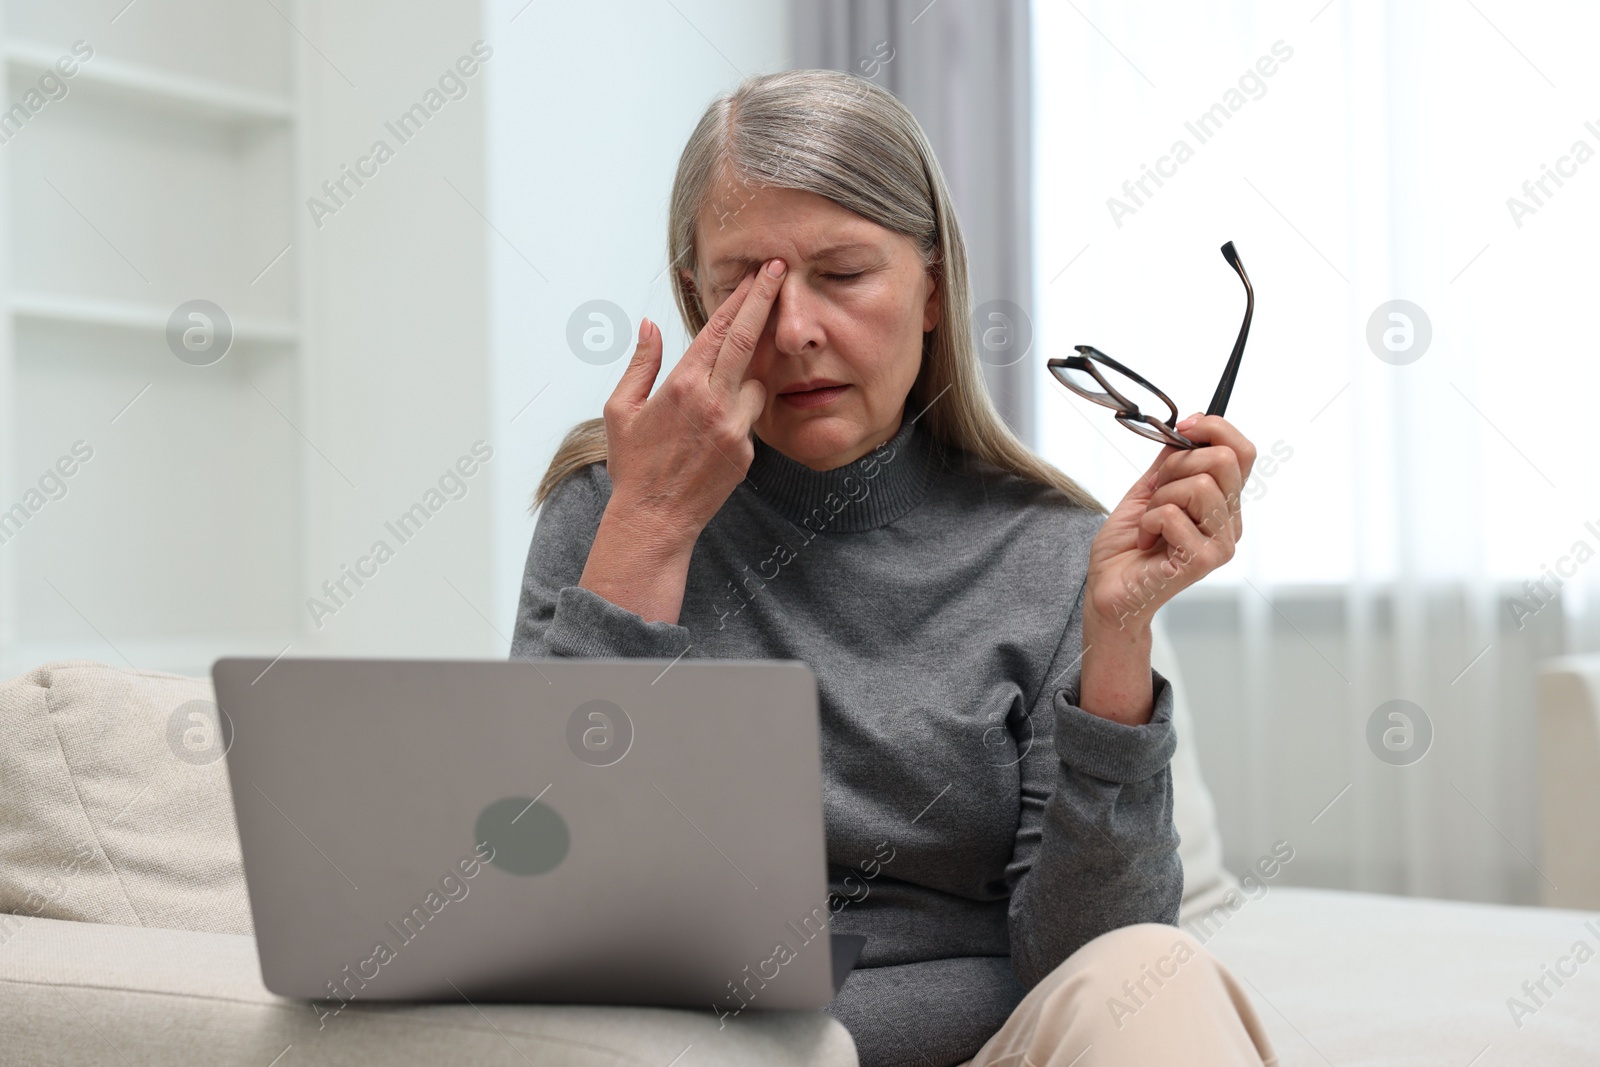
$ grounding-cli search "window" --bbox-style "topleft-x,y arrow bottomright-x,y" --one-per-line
1032,0 -> 1600,589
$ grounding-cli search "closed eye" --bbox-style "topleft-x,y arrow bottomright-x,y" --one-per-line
824,272 -> 863,282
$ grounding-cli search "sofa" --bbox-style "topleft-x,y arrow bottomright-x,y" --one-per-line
2,629 -> 1596,1065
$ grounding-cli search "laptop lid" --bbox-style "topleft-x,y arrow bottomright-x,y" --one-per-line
213,657 -> 847,1011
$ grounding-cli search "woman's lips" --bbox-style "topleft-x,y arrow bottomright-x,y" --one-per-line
778,384 -> 849,409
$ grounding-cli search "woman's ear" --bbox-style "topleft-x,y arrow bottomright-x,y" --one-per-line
921,266 -> 942,332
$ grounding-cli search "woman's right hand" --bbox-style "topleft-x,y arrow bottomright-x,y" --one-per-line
602,256 -> 787,545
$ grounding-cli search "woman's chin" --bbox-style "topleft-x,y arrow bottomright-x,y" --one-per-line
760,415 -> 872,471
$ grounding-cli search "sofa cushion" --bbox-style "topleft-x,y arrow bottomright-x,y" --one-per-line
0,915 -> 858,1066
1205,886 -> 1600,1064
0,660 -> 251,936
1150,620 -> 1242,923
0,641 -> 1239,940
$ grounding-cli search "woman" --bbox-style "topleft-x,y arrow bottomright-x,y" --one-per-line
512,69 -> 1278,1067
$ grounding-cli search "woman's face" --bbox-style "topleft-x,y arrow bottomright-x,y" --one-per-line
685,177 -> 940,471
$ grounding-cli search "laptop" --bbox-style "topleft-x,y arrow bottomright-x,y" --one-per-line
212,656 -> 865,1012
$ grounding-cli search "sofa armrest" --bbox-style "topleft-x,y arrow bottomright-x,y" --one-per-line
0,915 -> 858,1066
1536,655 -> 1600,910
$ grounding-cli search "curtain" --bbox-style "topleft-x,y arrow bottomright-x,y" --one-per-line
1031,0 -> 1600,905
792,0 -> 1037,442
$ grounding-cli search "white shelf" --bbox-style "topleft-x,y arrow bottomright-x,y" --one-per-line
5,42 -> 293,126
9,291 -> 298,346
0,5 -> 308,677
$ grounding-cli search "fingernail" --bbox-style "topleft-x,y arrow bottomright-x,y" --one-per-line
766,258 -> 786,277
638,317 -> 649,342
1176,414 -> 1199,430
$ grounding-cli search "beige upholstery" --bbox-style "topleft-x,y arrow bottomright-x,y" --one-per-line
1537,654 -> 1600,910
0,660 -> 251,935
9,888 -> 1598,1067
1206,886 -> 1600,1064
0,645 -> 1240,1065
1150,620 -> 1243,924
0,915 -> 856,1066
0,632 -> 1237,933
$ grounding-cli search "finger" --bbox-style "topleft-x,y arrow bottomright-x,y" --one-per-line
612,316 -> 663,408
1177,414 -> 1258,481
683,269 -> 760,374
1136,473 -> 1219,553
1119,446 -> 1179,553
1145,473 -> 1233,542
711,257 -> 787,391
1139,502 -> 1232,580
1133,454 -> 1191,552
734,376 -> 767,432
1153,444 -> 1244,513
1113,442 -> 1178,514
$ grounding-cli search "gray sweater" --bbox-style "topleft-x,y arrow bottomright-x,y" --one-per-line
510,412 -> 1182,1067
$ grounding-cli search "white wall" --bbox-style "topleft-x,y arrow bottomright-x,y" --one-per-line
290,0 -> 495,661
483,0 -> 792,640
0,0 -> 793,677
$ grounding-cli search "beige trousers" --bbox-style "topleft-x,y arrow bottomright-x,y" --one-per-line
957,924 -> 1279,1067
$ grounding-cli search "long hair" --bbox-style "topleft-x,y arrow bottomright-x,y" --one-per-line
532,68 -> 1103,514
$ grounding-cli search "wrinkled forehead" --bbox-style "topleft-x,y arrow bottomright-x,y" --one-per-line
705,239 -> 881,274
693,185 -> 892,276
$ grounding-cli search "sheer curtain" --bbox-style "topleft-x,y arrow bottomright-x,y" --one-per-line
1033,0 -> 1600,904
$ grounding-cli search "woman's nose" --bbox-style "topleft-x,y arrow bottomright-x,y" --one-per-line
771,272 -> 822,354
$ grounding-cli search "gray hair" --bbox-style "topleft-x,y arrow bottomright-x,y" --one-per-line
535,68 -> 1102,514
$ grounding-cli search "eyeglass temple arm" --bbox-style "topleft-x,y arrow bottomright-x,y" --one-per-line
1206,240 -> 1253,418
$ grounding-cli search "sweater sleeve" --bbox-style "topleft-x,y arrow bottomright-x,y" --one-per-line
510,466 -> 692,661
1003,567 -> 1183,989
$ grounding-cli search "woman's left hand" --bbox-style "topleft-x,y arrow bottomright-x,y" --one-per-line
1084,413 -> 1258,634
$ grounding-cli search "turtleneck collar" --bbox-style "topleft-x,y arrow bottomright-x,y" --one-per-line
743,410 -> 943,533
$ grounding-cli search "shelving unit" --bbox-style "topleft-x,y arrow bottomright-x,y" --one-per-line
10,291 -> 299,344
0,1 -> 307,677
3,41 -> 294,126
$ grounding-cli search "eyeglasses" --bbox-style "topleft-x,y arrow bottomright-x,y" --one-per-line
1046,240 -> 1253,450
